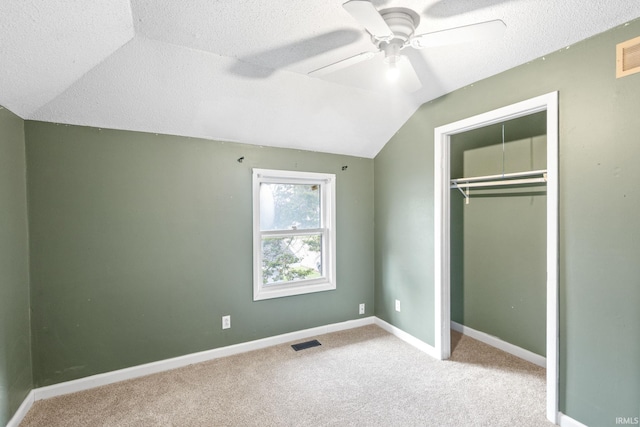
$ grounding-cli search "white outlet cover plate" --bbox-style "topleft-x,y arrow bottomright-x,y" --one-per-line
222,315 -> 231,329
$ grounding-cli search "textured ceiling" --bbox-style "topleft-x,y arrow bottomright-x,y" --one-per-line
1,1 -> 640,158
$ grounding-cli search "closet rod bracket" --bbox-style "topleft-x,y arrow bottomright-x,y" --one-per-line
454,183 -> 470,204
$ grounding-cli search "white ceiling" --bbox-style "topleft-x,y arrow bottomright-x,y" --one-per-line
1,1 -> 639,158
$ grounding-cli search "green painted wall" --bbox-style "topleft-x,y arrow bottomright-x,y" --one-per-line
25,122 -> 374,387
0,107 -> 33,425
374,19 -> 640,427
450,115 -> 547,356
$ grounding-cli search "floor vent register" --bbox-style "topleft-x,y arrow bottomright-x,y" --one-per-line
291,339 -> 322,351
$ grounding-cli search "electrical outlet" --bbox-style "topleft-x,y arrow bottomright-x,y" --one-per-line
222,315 -> 231,329
395,299 -> 401,312
359,303 -> 365,315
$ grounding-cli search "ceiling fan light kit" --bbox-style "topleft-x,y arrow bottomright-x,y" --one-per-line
385,59 -> 400,81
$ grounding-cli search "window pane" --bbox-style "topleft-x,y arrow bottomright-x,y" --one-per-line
260,183 -> 320,231
262,235 -> 322,285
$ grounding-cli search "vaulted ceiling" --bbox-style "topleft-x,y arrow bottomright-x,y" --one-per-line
2,1 -> 639,158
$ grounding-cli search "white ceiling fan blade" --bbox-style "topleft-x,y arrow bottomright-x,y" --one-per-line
397,58 -> 422,93
308,51 -> 377,77
343,0 -> 394,41
410,19 -> 506,49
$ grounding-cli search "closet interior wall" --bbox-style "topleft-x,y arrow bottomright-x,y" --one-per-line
450,112 -> 548,356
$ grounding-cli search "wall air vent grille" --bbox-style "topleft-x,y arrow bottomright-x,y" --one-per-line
616,35 -> 640,78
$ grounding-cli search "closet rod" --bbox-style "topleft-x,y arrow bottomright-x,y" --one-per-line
450,169 -> 547,185
450,176 -> 546,189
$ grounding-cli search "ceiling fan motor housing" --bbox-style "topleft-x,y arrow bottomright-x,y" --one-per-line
375,8 -> 420,46
377,8 -> 420,64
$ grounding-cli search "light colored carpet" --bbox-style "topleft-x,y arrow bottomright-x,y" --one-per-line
20,325 -> 553,426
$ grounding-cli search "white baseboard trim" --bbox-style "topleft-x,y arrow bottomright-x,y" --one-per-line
451,321 -> 546,368
6,389 -> 35,427
558,412 -> 589,427
374,318 -> 439,359
9,317 -> 560,427
32,316 -> 375,401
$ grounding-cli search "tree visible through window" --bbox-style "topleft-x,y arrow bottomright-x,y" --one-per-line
253,169 -> 336,300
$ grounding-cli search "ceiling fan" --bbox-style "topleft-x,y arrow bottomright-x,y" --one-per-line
309,0 -> 506,91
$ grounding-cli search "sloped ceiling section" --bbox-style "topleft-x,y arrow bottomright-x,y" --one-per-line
2,1 -> 640,158
0,0 -> 134,117
32,37 -> 415,157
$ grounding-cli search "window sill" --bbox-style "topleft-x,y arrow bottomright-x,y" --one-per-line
253,279 -> 336,301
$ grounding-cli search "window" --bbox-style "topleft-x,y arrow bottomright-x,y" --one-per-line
252,169 -> 336,300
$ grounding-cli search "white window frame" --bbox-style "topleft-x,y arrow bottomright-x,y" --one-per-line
252,168 -> 336,301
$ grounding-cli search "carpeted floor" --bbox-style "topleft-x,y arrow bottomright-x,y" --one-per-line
20,325 -> 553,426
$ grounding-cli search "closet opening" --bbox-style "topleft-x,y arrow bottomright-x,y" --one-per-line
450,111 -> 547,365
433,92 -> 559,424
